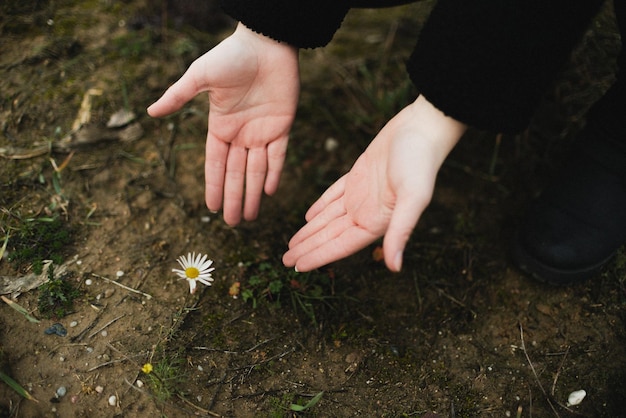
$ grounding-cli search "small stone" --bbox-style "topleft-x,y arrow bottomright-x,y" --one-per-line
135,380 -> 144,388
567,389 -> 586,406
95,386 -> 104,393
101,330 -> 108,337
102,354 -> 110,362
59,356 -> 65,362
324,137 -> 339,152
69,321 -> 78,328
116,270 -> 124,277
108,395 -> 117,406
85,279 -> 93,286
44,323 -> 67,337
107,109 -> 136,128
86,347 -> 94,353
56,386 -> 67,397
103,288 -> 115,298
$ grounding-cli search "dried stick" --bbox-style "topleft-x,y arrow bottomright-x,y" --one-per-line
91,273 -> 152,299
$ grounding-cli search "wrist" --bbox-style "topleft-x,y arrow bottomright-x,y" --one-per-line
236,22 -> 298,54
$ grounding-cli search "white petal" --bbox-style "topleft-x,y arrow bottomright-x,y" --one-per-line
188,279 -> 197,294
198,278 -> 213,287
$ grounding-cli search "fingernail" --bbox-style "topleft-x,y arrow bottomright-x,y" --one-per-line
294,266 -> 299,273
394,251 -> 403,272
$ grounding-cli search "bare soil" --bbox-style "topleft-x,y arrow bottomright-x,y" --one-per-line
1,1 -> 626,417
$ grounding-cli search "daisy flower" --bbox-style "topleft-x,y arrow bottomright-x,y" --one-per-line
173,252 -> 215,294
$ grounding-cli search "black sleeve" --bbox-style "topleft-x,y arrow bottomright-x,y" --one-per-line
219,0 -> 351,48
407,0 -> 605,133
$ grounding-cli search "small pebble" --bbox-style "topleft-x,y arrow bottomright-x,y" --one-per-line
86,347 -> 94,353
102,354 -> 110,362
56,386 -> 67,397
101,330 -> 108,337
108,395 -> 117,406
116,270 -> 124,277
567,389 -> 586,406
197,365 -> 203,372
95,386 -> 104,393
44,323 -> 67,337
69,321 -> 78,328
85,279 -> 93,286
59,356 -> 65,362
135,380 -> 144,388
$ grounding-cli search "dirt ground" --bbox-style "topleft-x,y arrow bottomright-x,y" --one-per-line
1,1 -> 626,417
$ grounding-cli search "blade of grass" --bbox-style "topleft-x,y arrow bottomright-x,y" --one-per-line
0,231 -> 8,261
290,391 -> 324,412
1,295 -> 41,323
0,371 -> 38,402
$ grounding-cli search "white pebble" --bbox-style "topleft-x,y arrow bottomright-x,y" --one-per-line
116,270 -> 124,277
85,279 -> 93,286
197,365 -> 203,371
76,260 -> 82,265
567,389 -> 586,406
136,379 -> 144,388
59,356 -> 65,362
324,137 -> 339,152
95,386 -> 104,393
201,216 -> 211,223
56,386 -> 67,397
69,321 -> 78,328
108,395 -> 117,406
101,330 -> 108,337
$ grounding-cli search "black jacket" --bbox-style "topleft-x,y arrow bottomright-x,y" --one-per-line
219,0 -> 607,133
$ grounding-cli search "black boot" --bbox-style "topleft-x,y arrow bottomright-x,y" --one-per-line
513,80 -> 626,285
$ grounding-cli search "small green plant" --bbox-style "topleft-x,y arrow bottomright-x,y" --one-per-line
240,261 -> 335,325
8,216 -> 73,274
142,355 -> 186,402
37,264 -> 80,319
290,391 -> 324,413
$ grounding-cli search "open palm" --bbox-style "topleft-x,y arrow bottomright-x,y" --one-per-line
283,96 -> 466,272
148,23 -> 299,225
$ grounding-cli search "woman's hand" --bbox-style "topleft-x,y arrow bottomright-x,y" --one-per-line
148,23 -> 300,225
283,95 -> 467,271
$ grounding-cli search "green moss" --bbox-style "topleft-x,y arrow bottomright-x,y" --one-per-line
8,217 -> 73,274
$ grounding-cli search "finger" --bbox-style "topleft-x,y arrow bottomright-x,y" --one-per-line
243,147 -> 267,221
304,175 -> 347,221
283,214 -> 354,267
222,146 -> 247,226
382,189 -> 431,272
205,134 -> 229,212
147,60 -> 207,118
287,197 -> 347,248
286,223 -> 378,272
264,136 -> 289,195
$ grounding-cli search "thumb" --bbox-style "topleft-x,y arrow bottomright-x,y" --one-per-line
147,60 -> 208,118
382,189 -> 431,272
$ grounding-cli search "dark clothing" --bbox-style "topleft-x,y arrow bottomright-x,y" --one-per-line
220,0 -> 623,134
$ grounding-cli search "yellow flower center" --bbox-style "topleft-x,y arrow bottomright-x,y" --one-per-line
185,267 -> 200,279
